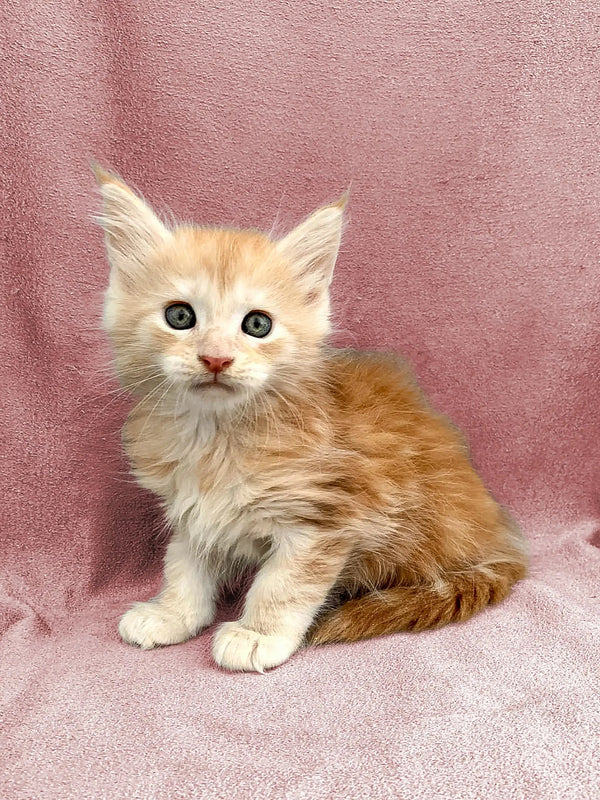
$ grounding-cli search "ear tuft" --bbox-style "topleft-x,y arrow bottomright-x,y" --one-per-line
276,197 -> 346,300
91,161 -> 116,186
93,163 -> 171,278
332,191 -> 350,211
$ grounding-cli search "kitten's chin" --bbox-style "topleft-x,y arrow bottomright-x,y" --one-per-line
181,378 -> 249,414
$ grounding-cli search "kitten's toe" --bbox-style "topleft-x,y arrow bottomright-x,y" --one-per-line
212,622 -> 298,672
118,601 -> 194,649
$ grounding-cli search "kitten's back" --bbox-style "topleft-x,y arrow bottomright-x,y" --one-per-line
306,348 -> 527,644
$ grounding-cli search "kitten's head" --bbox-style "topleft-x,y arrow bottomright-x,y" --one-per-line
94,166 -> 346,413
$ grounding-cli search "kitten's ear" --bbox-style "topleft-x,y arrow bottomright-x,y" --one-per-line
276,194 -> 347,300
92,163 -> 171,278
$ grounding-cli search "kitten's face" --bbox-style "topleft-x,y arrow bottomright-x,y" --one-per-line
96,167 -> 345,413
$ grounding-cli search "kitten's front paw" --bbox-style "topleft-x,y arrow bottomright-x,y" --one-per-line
118,601 -> 195,649
212,622 -> 298,672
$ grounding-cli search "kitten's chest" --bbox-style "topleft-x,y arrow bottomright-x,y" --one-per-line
168,446 -> 253,536
125,404 -> 322,559
130,416 -> 276,554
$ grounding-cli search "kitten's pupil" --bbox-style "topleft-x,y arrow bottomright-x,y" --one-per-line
165,302 -> 196,330
242,311 -> 272,338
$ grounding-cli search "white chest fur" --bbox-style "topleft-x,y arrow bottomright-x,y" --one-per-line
131,410 -> 275,564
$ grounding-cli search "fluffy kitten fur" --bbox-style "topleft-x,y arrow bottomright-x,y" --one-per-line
95,166 -> 527,672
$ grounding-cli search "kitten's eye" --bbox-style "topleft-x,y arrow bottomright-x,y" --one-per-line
165,302 -> 196,330
241,311 -> 272,338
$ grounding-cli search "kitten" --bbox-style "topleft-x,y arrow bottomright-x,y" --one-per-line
94,165 -> 527,672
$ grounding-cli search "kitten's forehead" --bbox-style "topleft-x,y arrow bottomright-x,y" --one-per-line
166,226 -> 283,291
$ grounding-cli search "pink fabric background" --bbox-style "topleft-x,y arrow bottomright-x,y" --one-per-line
2,2 -> 599,798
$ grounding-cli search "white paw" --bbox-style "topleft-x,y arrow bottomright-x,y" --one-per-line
118,601 -> 196,649
212,622 -> 298,672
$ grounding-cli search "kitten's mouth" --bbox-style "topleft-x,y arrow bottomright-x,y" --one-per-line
189,378 -> 235,393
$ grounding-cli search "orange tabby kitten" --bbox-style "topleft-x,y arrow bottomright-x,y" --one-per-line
95,166 -> 527,672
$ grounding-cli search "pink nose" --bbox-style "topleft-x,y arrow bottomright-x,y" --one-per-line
199,355 -> 234,374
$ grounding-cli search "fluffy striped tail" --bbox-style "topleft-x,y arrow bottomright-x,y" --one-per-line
307,561 -> 526,645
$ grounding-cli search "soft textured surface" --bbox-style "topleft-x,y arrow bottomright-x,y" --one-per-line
1,2 -> 599,798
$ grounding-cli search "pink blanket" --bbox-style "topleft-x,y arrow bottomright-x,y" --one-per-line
2,2 -> 599,797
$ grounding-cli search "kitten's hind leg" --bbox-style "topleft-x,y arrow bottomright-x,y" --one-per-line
119,531 -> 217,649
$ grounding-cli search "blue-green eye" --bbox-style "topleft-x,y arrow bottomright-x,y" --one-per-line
165,303 -> 196,330
241,311 -> 272,338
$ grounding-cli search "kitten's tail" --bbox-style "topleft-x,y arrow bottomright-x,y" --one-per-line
307,559 -> 526,645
